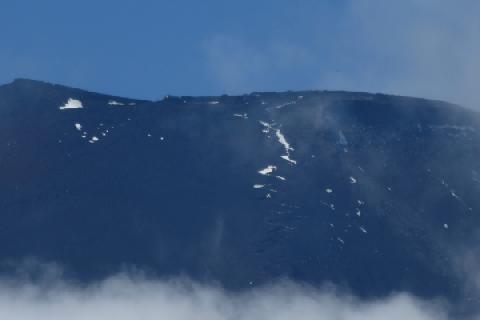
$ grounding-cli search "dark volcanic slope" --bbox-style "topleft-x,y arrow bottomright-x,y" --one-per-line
1,79 -> 480,302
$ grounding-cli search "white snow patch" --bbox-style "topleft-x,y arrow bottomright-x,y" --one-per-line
443,224 -> 449,229
325,188 -> 333,193
276,176 -> 286,181
337,237 -> 345,244
276,129 -> 296,164
359,226 -> 368,234
74,123 -> 82,131
259,121 -> 274,130
259,122 -> 297,164
258,165 -> 277,176
253,184 -> 265,189
274,101 -> 296,109
349,177 -> 357,184
108,100 -> 125,106
59,98 -> 83,110
259,121 -> 274,134
208,101 -> 220,105
276,130 -> 294,153
356,209 -> 361,217
281,155 -> 297,164
233,113 -> 248,119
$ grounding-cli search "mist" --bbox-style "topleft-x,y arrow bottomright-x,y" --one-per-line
0,273 -> 454,320
204,0 -> 480,110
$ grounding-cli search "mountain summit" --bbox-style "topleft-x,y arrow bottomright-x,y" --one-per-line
0,79 -> 479,306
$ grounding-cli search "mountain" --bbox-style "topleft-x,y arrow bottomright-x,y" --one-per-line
1,78 -> 479,306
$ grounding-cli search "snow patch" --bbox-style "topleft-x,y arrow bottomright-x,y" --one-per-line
258,165 -> 277,176
276,129 -> 296,165
108,100 -> 125,106
253,184 -> 265,189
276,130 -> 293,153
59,98 -> 83,110
349,177 -> 357,184
325,188 -> 333,193
274,101 -> 296,109
74,123 -> 82,131
233,113 -> 248,119
259,121 -> 274,131
280,155 -> 297,165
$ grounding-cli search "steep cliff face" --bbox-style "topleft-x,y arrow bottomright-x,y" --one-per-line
1,79 -> 479,303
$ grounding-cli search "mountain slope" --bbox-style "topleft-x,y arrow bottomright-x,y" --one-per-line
1,79 -> 479,305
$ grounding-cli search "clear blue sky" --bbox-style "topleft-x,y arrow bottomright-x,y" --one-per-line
1,0 -> 479,108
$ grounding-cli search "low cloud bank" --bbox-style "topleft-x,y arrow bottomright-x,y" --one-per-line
0,274 -> 454,320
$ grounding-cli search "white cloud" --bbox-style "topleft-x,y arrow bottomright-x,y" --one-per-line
0,274 -> 455,320
204,35 -> 313,94
204,1 -> 480,110
338,0 -> 480,109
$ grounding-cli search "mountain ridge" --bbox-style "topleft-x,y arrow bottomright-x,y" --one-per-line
0,78 -> 479,313
1,78 -> 468,113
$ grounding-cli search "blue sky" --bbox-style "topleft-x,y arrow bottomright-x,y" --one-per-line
1,0 -> 479,108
